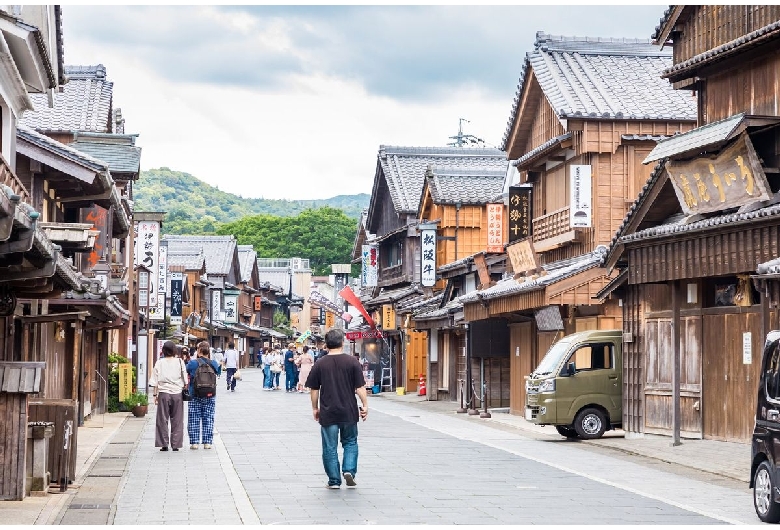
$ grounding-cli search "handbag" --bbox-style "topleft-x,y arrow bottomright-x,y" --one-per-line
271,362 -> 282,373
233,369 -> 242,381
180,358 -> 192,401
182,387 -> 192,401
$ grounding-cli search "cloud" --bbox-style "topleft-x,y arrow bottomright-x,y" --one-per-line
62,5 -> 667,101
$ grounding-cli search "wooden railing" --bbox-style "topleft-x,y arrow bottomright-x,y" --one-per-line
0,153 -> 29,203
533,206 -> 571,244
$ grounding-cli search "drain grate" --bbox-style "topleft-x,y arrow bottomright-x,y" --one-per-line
99,456 -> 127,459
87,474 -> 123,478
69,503 -> 111,510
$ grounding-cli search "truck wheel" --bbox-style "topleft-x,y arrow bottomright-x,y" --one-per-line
754,461 -> 780,523
574,408 -> 607,439
555,425 -> 579,439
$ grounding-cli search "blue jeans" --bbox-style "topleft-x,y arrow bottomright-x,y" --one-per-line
271,371 -> 280,388
226,367 -> 237,391
263,365 -> 271,388
321,423 -> 358,486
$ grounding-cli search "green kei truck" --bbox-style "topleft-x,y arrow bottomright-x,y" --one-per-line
525,329 -> 622,439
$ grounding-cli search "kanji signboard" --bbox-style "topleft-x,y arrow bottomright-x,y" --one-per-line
486,204 -> 504,253
508,186 -> 532,243
170,272 -> 183,325
570,165 -> 592,228
420,227 -> 436,287
361,244 -> 378,287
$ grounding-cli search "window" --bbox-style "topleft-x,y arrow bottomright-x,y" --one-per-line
384,240 -> 403,267
764,340 -> 780,402
564,342 -> 614,373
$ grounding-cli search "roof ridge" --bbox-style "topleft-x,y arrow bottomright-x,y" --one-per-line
536,31 -> 658,49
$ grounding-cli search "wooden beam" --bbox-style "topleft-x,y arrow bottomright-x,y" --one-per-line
671,280 -> 681,446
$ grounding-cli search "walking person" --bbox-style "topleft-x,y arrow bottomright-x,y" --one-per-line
261,347 -> 273,390
148,341 -> 189,452
296,345 -> 314,393
306,329 -> 368,489
186,341 -> 222,449
224,342 -> 240,392
269,347 -> 283,390
284,342 -> 297,392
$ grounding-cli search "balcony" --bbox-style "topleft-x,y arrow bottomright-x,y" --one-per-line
532,206 -> 580,252
0,153 -> 30,203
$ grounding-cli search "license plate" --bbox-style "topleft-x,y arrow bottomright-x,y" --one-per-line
525,408 -> 533,421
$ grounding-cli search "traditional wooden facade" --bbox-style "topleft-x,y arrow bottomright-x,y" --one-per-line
359,145 -> 506,392
461,32 -> 697,416
605,6 -> 780,443
412,164 -> 510,405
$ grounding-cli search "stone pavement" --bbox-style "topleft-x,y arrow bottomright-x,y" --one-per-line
0,366 -> 759,524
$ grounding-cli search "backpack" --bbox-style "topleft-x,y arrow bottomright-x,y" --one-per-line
194,358 -> 217,398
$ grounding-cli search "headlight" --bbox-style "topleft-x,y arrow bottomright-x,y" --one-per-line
538,379 -> 555,393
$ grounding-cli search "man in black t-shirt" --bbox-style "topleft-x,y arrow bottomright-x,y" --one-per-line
306,329 -> 367,489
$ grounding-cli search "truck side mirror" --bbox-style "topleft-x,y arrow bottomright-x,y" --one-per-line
567,362 -> 576,376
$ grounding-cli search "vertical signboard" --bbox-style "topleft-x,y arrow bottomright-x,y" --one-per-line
169,272 -> 183,325
325,311 -> 335,328
82,205 -> 109,269
361,244 -> 378,287
508,186 -> 533,243
570,165 -> 592,228
150,244 -> 167,321
118,363 -> 132,402
223,293 -> 238,324
382,305 -> 396,330
212,290 -> 222,322
420,227 -> 436,287
136,221 -> 160,312
486,204 -> 504,252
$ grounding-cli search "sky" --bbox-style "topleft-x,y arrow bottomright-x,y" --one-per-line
61,4 -> 669,201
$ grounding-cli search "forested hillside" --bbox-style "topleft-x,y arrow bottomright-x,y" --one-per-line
133,167 -> 369,234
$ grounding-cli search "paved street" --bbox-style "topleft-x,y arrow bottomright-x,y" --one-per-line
83,367 -> 758,525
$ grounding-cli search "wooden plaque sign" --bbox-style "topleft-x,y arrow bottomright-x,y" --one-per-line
508,186 -> 532,243
506,237 -> 539,275
474,253 -> 491,287
666,134 -> 771,215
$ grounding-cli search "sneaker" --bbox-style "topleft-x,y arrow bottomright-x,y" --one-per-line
172,448 -> 179,452
343,472 -> 357,487
204,444 -> 212,449
326,483 -> 340,489
160,447 -> 168,452
190,444 -> 198,450
231,388 -> 235,392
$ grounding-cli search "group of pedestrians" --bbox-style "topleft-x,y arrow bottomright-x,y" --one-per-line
147,329 -> 368,491
260,342 -> 321,392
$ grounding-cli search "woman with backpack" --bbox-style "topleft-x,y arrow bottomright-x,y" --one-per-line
186,341 -> 222,450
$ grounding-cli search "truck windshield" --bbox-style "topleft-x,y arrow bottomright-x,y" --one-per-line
532,338 -> 573,376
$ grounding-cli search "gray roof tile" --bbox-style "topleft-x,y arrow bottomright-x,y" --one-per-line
644,113 -> 745,163
167,250 -> 205,271
17,124 -> 108,173
426,167 -> 506,206
237,245 -> 257,283
163,235 -> 237,276
757,257 -> 780,276
22,65 -> 113,133
501,32 -> 696,150
69,134 -> 141,175
378,145 -> 507,214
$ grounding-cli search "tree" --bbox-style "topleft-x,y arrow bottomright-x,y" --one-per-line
218,207 -> 357,276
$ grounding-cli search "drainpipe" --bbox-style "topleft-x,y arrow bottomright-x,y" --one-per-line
454,201 -> 461,261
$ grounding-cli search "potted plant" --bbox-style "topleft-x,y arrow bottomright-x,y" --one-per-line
124,392 -> 149,418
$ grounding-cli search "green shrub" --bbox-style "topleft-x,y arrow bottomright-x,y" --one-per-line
108,353 -> 137,413
123,392 -> 148,408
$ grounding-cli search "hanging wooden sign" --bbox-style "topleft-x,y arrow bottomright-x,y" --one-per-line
506,237 -> 539,276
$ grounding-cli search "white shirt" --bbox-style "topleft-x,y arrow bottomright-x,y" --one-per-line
148,357 -> 188,395
224,348 -> 239,369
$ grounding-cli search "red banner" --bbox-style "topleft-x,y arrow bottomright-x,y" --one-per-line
345,330 -> 383,341
338,285 -> 375,328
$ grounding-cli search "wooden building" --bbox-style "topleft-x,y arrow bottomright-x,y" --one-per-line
359,145 -> 506,392
605,6 -> 780,443
412,164 -> 510,406
461,32 -> 697,416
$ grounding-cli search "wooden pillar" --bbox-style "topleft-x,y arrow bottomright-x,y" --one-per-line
72,321 -> 82,402
671,280 -> 681,446
761,279 -> 771,351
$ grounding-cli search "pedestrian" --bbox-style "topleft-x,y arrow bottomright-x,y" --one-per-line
181,345 -> 192,365
186,341 -> 222,449
296,345 -> 314,393
284,342 -> 298,392
306,329 -> 368,489
261,347 -> 272,390
224,342 -> 240,392
313,339 -> 327,363
269,347 -> 283,390
148,340 -> 189,452
212,347 -> 225,379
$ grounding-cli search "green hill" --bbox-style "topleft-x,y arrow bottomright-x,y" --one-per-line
133,167 -> 370,235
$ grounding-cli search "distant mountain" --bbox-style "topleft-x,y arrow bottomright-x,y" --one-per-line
133,167 -> 370,234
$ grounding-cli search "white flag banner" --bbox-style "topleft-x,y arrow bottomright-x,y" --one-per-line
361,244 -> 378,287
570,165 -> 592,228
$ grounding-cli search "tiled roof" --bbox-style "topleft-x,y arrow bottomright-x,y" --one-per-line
662,20 -> 780,81
757,257 -> 780,276
426,166 -> 506,206
22,65 -> 113,133
163,235 -> 237,276
377,145 -> 506,214
167,250 -> 205,271
644,114 -> 745,163
237,245 -> 257,283
621,134 -> 669,142
651,6 -> 679,42
17,124 -> 108,173
511,133 -> 571,169
364,284 -> 423,307
619,203 -> 780,244
460,246 -> 608,303
397,292 -> 443,313
69,134 -> 141,175
413,298 -> 463,321
501,32 -> 696,150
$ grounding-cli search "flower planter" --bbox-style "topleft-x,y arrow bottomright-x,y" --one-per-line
131,405 -> 148,418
